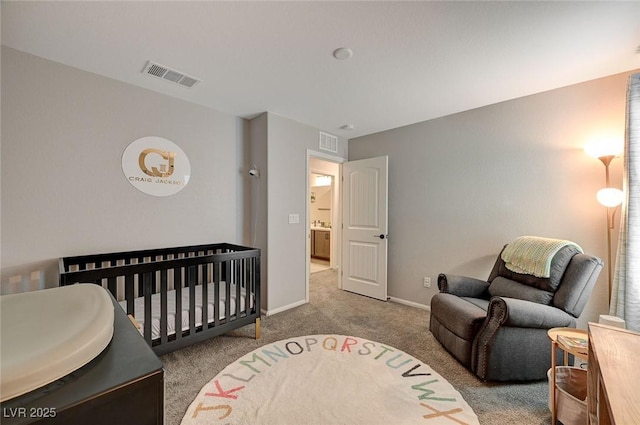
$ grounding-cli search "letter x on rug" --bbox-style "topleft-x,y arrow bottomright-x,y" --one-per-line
181,335 -> 479,424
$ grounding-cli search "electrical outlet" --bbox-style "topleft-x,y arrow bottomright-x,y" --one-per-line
423,277 -> 431,288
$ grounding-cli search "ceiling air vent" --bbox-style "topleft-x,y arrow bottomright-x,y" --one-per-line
319,132 -> 338,153
142,61 -> 200,88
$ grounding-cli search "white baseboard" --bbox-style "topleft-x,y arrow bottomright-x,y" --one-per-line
265,299 -> 308,316
264,297 -> 428,316
389,296 -> 430,311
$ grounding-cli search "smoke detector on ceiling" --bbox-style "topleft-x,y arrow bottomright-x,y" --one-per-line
142,61 -> 201,88
332,47 -> 353,60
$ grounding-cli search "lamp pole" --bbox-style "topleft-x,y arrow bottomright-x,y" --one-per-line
598,154 -> 616,304
584,140 -> 623,306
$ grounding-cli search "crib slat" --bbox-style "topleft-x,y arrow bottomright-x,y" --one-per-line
213,261 -> 221,327
160,268 -> 168,344
143,272 -> 153,347
224,260 -> 231,323
125,275 -> 134,315
254,255 -> 260,314
254,257 -> 259,312
245,258 -> 251,315
107,276 -> 117,299
188,265 -> 196,335
137,265 -> 144,297
241,258 -> 248,316
235,259 -> 241,320
202,264 -> 209,330
174,266 -> 182,343
196,261 -> 202,320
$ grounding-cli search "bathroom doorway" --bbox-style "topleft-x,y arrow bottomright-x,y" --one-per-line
306,153 -> 342,302
305,149 -> 345,302
310,171 -> 333,274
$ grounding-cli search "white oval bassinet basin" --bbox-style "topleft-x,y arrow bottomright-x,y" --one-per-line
0,284 -> 114,402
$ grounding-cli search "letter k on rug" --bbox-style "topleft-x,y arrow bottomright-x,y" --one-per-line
181,335 -> 479,424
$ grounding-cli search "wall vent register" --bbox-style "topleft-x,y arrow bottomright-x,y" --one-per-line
319,131 -> 338,153
142,61 -> 200,88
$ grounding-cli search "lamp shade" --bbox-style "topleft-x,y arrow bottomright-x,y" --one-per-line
584,139 -> 623,159
597,188 -> 624,207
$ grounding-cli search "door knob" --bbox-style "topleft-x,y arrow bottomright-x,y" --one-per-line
374,234 -> 387,240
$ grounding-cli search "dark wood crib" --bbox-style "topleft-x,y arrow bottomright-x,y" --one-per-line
59,243 -> 261,356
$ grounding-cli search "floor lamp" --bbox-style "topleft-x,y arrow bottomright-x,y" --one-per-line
585,141 -> 624,303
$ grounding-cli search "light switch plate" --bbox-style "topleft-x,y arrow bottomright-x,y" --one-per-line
288,213 -> 300,224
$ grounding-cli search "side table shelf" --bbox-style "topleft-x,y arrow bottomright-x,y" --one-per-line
548,327 -> 589,425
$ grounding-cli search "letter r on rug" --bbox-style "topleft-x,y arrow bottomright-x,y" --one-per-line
341,337 -> 359,352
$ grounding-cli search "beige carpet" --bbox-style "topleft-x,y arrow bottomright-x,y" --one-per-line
180,335 -> 479,425
161,269 -> 550,425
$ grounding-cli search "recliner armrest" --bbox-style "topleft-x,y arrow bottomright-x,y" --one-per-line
438,273 -> 490,298
473,296 -> 577,381
487,296 -> 575,329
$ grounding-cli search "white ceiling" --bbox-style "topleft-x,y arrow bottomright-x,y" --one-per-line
3,1 -> 640,139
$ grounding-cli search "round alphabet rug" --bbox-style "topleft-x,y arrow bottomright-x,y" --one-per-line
181,335 -> 479,425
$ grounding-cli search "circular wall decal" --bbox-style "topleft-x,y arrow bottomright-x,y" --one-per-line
122,136 -> 191,196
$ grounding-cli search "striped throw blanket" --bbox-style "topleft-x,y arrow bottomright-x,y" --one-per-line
501,236 -> 583,278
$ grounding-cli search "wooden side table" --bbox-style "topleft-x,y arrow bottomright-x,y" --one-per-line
548,327 -> 589,425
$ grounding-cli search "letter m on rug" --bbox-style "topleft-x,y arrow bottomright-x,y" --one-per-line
239,353 -> 271,373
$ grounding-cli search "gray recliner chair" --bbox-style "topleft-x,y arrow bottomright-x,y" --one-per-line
429,241 -> 603,381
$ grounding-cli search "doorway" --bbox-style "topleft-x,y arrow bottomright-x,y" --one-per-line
305,152 -> 389,304
306,151 -> 343,303
310,171 -> 333,273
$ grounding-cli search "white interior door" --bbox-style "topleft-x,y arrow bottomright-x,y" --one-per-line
341,156 -> 388,301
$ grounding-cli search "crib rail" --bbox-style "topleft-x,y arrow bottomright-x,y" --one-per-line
59,243 -> 260,355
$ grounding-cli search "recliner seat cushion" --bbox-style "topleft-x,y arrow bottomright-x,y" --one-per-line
431,294 -> 487,341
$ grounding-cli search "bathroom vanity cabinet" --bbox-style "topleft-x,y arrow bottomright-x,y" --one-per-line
311,229 -> 331,260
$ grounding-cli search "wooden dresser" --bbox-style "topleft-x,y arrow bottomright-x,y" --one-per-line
587,322 -> 640,425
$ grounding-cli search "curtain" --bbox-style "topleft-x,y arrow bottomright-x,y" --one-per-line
610,73 -> 640,331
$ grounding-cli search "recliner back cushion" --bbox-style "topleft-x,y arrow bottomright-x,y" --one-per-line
553,254 -> 603,317
488,276 -> 554,304
488,245 -> 580,292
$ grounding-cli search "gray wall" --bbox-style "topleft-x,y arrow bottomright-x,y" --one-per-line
349,70 -> 634,328
1,47 -> 244,292
247,113 -> 269,310
3,45 -> 631,325
250,113 -> 347,314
